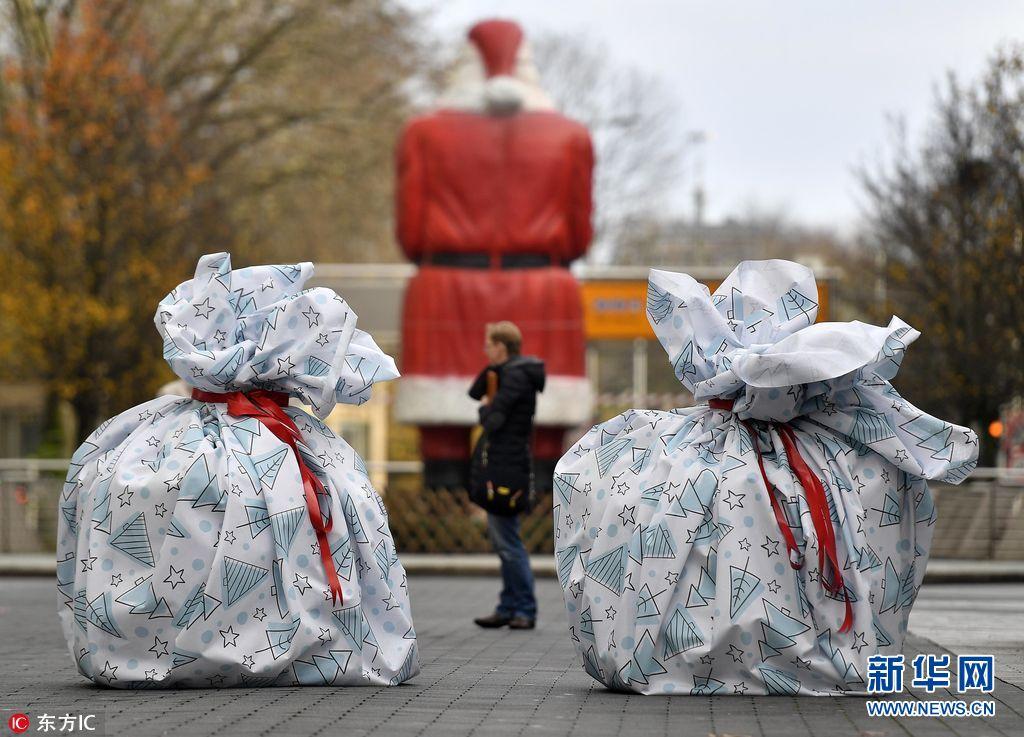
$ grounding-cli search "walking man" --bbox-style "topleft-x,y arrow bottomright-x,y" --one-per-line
469,322 -> 545,630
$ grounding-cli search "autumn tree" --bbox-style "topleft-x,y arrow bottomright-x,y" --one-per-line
857,45 -> 1024,463
135,0 -> 435,263
0,0 -> 436,443
531,32 -> 685,262
0,0 -> 209,443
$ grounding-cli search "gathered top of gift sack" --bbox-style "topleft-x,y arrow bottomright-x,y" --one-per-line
156,252 -> 398,418
647,259 -> 976,483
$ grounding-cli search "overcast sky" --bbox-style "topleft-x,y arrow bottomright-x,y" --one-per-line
401,0 -> 1024,232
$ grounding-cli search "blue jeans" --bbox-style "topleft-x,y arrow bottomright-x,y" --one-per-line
487,513 -> 537,620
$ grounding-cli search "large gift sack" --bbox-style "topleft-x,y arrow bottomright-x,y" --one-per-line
554,260 -> 978,696
57,253 -> 418,688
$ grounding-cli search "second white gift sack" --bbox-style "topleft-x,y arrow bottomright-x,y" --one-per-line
554,260 -> 978,696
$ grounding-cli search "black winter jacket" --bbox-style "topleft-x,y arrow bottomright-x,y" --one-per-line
468,356 -> 546,493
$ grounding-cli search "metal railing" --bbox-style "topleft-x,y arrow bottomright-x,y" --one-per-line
2,459 -> 1022,559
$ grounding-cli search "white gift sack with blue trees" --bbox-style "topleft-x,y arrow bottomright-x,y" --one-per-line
57,253 -> 418,689
554,260 -> 978,696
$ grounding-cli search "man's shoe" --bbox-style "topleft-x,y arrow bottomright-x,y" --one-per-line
474,613 -> 511,628
508,616 -> 536,630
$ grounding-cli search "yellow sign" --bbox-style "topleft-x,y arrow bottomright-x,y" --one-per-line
582,279 -> 829,340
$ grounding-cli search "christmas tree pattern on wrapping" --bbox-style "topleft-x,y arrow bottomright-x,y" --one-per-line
552,263 -> 977,695
55,254 -> 415,691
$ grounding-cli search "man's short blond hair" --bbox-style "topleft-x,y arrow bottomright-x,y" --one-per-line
486,321 -> 522,356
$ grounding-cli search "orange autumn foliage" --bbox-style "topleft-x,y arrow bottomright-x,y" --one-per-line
0,1 -> 210,438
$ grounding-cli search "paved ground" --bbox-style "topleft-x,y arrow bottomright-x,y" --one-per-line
2,576 -> 1022,737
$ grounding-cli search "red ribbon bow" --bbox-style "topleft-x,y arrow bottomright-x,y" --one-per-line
709,398 -> 852,633
191,388 -> 345,606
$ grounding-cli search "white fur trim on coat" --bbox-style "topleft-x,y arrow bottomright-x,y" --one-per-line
393,374 -> 592,426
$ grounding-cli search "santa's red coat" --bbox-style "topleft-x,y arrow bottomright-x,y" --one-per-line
395,109 -> 594,460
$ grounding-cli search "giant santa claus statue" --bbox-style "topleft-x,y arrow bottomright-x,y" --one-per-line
394,19 -> 594,490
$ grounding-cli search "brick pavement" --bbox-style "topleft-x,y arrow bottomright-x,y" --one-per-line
1,576 -> 1021,737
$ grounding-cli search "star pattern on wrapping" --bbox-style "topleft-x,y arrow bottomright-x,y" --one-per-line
723,490 -> 745,510
761,536 -> 780,557
727,644 -> 744,663
193,298 -> 215,319
220,626 -> 240,648
851,631 -> 869,652
253,608 -> 267,621
223,531 -> 236,544
767,579 -> 781,594
318,627 -> 332,645
164,565 -> 185,589
117,486 -> 134,507
81,555 -> 97,572
276,356 -> 295,377
739,537 -> 751,551
302,306 -> 321,328
605,606 -> 616,621
146,436 -> 160,448
293,573 -> 311,594
99,660 -> 118,683
150,636 -> 169,658
243,655 -> 255,669
111,573 -> 123,586
618,505 -> 636,526
154,503 -> 167,517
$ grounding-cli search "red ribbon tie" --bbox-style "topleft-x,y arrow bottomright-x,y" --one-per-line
192,388 -> 344,606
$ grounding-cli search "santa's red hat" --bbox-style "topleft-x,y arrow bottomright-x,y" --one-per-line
468,20 -> 524,78
436,18 -> 554,113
